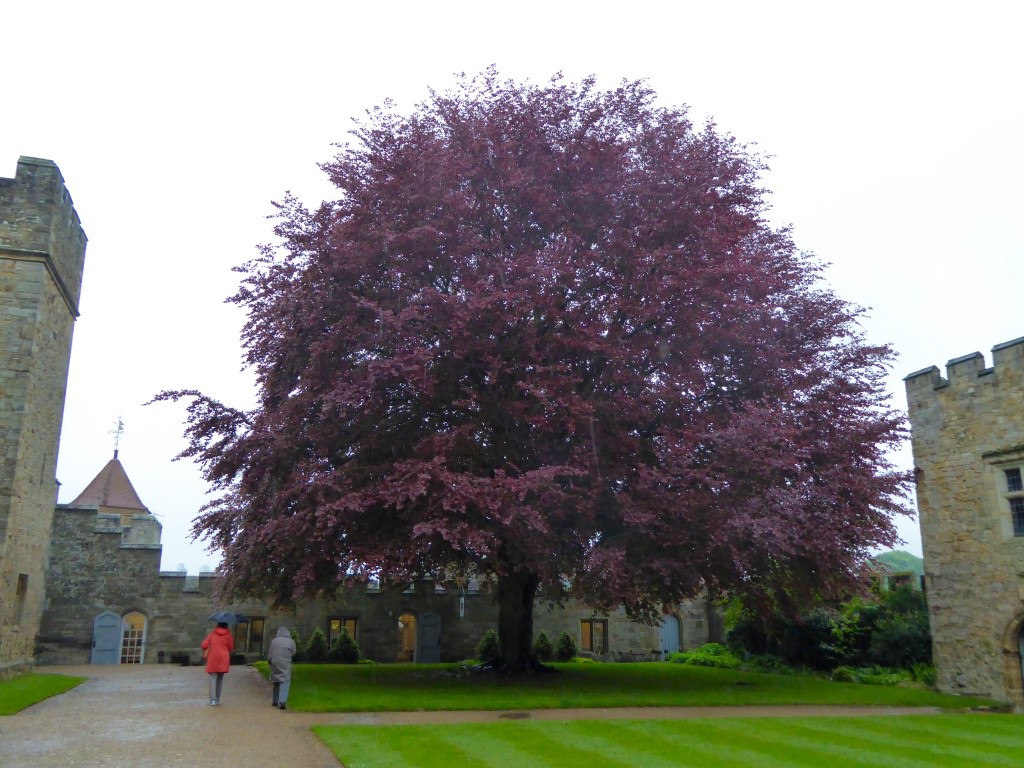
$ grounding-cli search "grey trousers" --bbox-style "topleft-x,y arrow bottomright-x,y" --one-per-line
208,672 -> 225,702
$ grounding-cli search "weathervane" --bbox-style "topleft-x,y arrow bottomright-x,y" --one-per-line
111,416 -> 124,459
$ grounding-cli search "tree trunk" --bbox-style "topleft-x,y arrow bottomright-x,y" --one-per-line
495,567 -> 540,673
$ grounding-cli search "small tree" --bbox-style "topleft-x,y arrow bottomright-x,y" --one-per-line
289,627 -> 304,662
533,630 -> 554,662
329,629 -> 360,663
555,631 -> 578,662
477,629 -> 500,665
306,626 -> 329,662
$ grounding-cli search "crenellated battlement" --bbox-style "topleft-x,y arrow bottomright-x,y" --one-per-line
905,335 -> 1024,400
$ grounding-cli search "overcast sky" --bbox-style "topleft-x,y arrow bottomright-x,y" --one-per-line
4,2 -> 1021,572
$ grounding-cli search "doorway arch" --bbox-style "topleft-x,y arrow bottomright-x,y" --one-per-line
999,613 -> 1024,710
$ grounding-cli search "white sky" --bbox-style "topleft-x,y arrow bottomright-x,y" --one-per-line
4,1 -> 1022,572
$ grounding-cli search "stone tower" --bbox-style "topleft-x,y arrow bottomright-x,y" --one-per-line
905,336 -> 1024,707
0,157 -> 87,677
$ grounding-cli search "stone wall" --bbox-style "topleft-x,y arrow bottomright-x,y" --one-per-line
0,158 -> 86,678
905,336 -> 1024,706
39,501 -> 720,667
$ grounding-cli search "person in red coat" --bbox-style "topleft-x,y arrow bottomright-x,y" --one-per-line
201,622 -> 235,705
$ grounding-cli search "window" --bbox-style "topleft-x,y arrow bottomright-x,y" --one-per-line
234,617 -> 266,653
14,574 -> 28,626
328,617 -> 358,645
1007,468 -> 1024,536
249,617 -> 265,653
581,619 -> 608,655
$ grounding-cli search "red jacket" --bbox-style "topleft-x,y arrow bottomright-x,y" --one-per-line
201,626 -> 235,673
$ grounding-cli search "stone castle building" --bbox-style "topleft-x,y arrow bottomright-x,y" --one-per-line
905,336 -> 1024,707
0,158 -> 87,678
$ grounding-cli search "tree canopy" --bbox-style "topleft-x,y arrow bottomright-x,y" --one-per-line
158,69 -> 909,672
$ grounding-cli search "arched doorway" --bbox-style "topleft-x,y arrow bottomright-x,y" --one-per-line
397,613 -> 417,662
999,613 -> 1024,710
120,611 -> 147,664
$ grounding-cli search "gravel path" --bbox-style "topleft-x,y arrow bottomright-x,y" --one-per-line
0,664 -> 943,767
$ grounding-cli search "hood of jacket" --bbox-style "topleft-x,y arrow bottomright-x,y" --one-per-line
276,626 -> 291,638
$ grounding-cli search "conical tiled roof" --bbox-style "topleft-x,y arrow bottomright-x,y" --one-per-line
69,451 -> 149,512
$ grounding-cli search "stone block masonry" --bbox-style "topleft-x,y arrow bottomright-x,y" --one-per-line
905,336 -> 1024,707
0,157 -> 86,678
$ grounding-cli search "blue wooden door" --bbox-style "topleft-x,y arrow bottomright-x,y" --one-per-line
91,611 -> 121,664
659,615 -> 680,660
418,612 -> 441,663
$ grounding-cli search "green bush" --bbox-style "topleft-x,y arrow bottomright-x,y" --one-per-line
869,612 -> 932,668
476,630 -> 500,665
668,643 -> 741,669
912,664 -> 937,687
533,631 -> 554,662
306,626 -> 329,662
329,629 -> 360,664
831,666 -> 858,683
555,631 -> 578,662
726,585 -> 932,673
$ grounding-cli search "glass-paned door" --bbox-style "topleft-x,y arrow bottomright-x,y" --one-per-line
120,611 -> 146,664
397,613 -> 417,662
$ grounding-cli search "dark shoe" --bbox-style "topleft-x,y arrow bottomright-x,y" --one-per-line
272,701 -> 278,707
279,702 -> 286,710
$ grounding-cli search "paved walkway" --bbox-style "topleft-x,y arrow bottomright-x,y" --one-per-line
0,664 -> 944,767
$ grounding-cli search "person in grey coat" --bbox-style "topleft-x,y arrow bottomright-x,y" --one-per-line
268,626 -> 297,710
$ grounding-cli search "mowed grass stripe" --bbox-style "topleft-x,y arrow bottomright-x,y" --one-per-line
315,724 -> 498,768
313,725 -> 411,768
775,719 -> 954,768
785,716 -> 1023,767
440,724 -> 585,768
609,719 -> 804,768
487,722 -> 623,768
865,714 -> 1024,751
689,717 -> 870,768
565,719 -> 701,768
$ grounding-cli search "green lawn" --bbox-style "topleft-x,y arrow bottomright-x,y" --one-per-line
269,662 -> 997,713
0,673 -> 86,715
315,714 -> 1024,767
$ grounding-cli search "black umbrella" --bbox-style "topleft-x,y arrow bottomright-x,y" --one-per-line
208,611 -> 246,624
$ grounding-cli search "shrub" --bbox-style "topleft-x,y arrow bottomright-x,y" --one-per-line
869,596 -> 932,668
306,626 -> 329,662
856,666 -> 910,686
912,664 -> 937,687
831,666 -> 858,683
555,631 -> 578,662
476,629 -> 500,665
290,628 -> 305,662
779,608 -> 843,670
329,629 -> 360,663
668,643 -> 741,669
533,630 -> 554,662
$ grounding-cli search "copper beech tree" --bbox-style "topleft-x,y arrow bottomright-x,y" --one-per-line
158,70 -> 908,672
